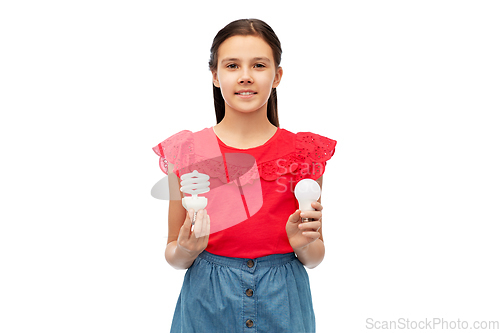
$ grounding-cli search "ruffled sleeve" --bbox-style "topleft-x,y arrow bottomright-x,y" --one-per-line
152,130 -> 194,177
295,132 -> 337,181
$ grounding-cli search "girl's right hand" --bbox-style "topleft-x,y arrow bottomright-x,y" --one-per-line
176,209 -> 210,259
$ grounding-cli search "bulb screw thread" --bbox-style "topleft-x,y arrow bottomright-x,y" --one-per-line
301,217 -> 314,223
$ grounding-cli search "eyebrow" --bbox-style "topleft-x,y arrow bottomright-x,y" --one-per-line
220,57 -> 271,63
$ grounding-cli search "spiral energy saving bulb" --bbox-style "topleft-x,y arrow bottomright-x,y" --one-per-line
180,170 -> 210,223
294,179 -> 321,222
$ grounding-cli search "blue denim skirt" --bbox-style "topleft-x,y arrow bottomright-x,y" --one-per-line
170,250 -> 315,333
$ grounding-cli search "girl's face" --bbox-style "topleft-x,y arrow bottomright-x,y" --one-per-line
212,35 -> 283,116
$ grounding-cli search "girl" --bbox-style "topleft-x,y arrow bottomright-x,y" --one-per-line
153,18 -> 336,332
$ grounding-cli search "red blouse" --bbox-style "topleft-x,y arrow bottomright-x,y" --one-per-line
153,127 -> 336,259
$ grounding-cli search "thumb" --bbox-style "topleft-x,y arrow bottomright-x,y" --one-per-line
179,209 -> 194,239
288,209 -> 301,224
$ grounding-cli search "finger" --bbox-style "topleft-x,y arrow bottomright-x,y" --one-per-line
179,209 -> 194,240
311,201 -> 323,211
199,214 -> 210,245
299,221 -> 321,231
193,209 -> 204,238
289,209 -> 301,224
300,210 -> 322,221
200,210 -> 210,238
206,214 -> 211,238
301,231 -> 321,239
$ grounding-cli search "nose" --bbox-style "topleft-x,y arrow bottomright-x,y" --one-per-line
239,69 -> 253,84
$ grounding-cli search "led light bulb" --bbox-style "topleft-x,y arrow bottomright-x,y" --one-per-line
294,179 -> 321,222
180,170 -> 210,223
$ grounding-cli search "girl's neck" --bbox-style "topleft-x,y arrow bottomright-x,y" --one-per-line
213,103 -> 277,148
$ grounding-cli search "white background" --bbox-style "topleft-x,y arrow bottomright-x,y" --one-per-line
1,0 -> 499,332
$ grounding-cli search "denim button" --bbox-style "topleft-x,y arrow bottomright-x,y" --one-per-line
247,260 -> 254,268
246,319 -> 254,327
245,289 -> 253,297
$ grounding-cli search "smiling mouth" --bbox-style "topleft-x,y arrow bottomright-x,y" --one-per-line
235,92 -> 257,95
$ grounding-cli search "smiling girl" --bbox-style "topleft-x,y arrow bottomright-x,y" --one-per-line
153,18 -> 336,332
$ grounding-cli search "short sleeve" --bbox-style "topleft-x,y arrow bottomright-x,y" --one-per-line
295,132 -> 337,181
152,130 -> 194,177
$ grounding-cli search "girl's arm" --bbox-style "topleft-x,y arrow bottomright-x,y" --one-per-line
164,163 -> 210,270
291,205 -> 325,269
287,176 -> 325,269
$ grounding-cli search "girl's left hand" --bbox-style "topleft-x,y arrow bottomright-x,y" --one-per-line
286,201 -> 323,251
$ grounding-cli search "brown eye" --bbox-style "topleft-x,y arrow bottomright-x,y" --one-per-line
227,64 -> 238,69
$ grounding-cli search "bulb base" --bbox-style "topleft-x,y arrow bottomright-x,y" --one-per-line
301,217 -> 314,223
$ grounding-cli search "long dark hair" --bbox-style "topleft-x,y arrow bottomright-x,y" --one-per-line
208,19 -> 282,127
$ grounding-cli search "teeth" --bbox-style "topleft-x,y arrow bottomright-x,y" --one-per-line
238,92 -> 254,95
